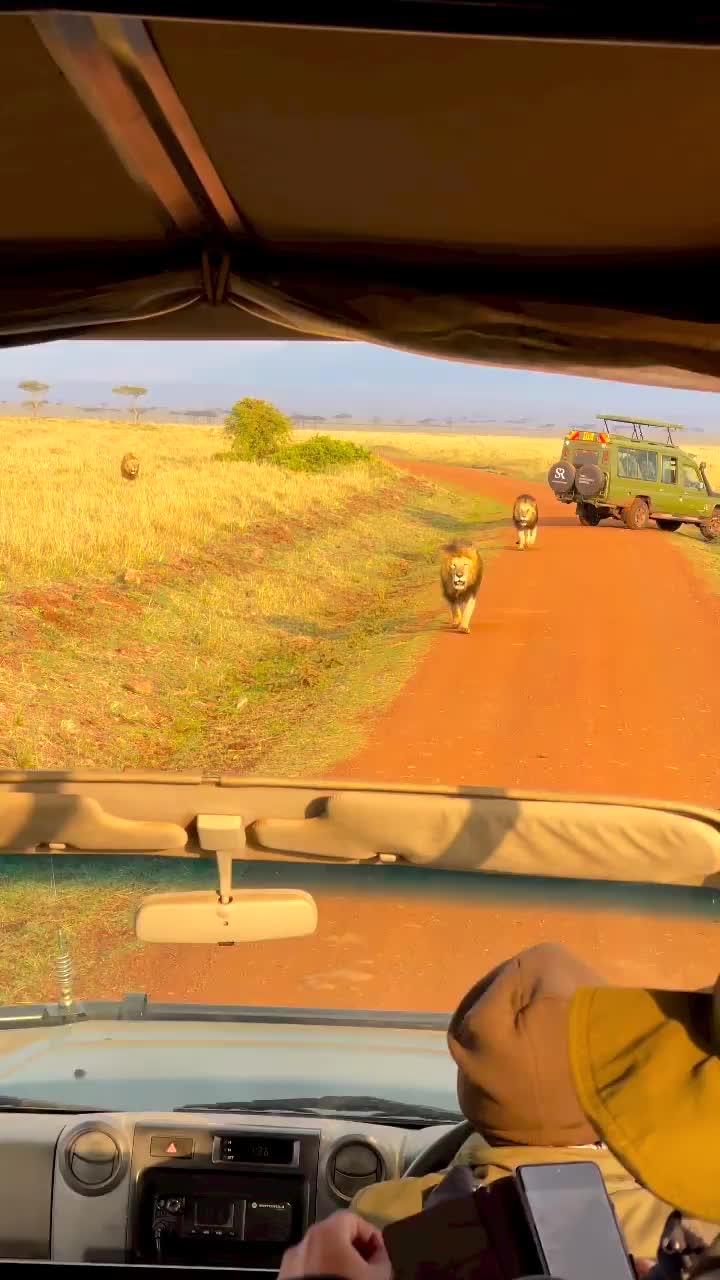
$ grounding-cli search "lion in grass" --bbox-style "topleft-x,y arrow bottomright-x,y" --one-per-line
440,540 -> 484,634
512,493 -> 539,549
120,452 -> 140,481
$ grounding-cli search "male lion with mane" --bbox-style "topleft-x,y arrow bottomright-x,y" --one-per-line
440,540 -> 483,634
121,452 -> 140,481
512,493 -> 539,549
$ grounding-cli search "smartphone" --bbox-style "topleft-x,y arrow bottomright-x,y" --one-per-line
515,1162 -> 637,1280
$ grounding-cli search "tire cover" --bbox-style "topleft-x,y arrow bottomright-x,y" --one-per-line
575,463 -> 604,498
548,460 -> 576,494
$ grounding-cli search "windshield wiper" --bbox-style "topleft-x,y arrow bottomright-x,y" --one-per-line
175,1095 -> 463,1128
0,1094 -> 107,1113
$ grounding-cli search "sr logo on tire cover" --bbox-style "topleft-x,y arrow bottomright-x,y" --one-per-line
548,461 -> 576,495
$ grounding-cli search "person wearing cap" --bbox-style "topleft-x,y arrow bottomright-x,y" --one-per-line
349,944 -> 719,1261
569,973 -> 720,1279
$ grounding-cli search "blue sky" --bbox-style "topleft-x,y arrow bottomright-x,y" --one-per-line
1,339 -> 719,429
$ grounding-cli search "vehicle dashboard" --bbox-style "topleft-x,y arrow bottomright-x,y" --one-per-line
0,1109 -> 449,1271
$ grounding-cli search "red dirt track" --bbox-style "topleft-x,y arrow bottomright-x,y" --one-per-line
119,462 -> 720,1007
331,460 -> 720,802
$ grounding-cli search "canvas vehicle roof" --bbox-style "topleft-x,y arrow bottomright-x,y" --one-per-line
3,3 -> 720,389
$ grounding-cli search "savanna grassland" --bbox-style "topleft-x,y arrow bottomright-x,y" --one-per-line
0,417 -> 508,775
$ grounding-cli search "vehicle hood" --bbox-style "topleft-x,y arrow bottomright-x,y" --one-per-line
0,1017 -> 458,1113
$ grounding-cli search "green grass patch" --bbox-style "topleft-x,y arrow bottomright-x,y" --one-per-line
676,524 -> 720,590
0,481 -> 508,774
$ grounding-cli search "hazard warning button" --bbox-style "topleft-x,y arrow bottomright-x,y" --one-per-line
150,1135 -> 194,1159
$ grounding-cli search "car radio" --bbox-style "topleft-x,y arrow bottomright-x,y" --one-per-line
130,1126 -> 320,1268
151,1192 -> 294,1244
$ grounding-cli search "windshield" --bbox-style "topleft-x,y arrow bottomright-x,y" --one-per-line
1,347 -> 719,1112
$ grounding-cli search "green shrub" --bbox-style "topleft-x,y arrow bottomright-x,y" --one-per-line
225,397 -> 292,461
271,434 -> 372,472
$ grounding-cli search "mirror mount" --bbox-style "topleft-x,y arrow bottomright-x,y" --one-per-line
196,813 -> 246,904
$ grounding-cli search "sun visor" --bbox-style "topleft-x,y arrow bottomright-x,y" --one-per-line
252,793 -> 720,887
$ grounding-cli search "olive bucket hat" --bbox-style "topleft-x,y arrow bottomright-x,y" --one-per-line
569,976 -> 720,1224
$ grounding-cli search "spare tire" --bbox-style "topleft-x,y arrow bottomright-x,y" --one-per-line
575,464 -> 605,499
548,461 -> 576,495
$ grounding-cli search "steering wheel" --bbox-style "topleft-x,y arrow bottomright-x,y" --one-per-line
402,1120 -> 474,1178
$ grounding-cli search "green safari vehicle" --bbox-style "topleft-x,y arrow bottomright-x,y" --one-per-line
547,415 -> 720,539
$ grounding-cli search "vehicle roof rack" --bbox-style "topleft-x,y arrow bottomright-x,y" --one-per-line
597,414 -> 685,447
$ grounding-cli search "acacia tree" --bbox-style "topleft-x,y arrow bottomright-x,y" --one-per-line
112,384 -> 148,423
18,380 -> 50,417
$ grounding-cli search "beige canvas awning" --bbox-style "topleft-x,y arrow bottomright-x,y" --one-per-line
1,9 -> 720,388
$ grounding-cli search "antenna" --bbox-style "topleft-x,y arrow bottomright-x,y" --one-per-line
56,927 -> 76,1012
49,856 -> 77,1014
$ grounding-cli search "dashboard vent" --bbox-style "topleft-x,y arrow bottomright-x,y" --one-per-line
63,1126 -> 124,1196
326,1139 -> 385,1202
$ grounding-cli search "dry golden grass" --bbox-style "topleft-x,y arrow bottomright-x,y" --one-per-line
0,418 -> 389,585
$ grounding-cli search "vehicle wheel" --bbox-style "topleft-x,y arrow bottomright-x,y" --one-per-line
623,498 -> 650,530
656,519 -> 682,533
577,503 -> 601,526
548,461 -> 576,496
700,508 -> 720,542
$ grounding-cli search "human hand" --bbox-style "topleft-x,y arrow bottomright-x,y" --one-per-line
278,1211 -> 393,1280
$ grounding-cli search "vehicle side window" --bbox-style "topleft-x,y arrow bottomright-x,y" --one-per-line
617,448 -> 657,482
662,456 -> 678,484
683,464 -> 704,491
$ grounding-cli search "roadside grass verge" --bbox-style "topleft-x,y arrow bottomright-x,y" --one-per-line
0,419 -> 508,776
676,525 -> 720,591
0,480 -> 507,774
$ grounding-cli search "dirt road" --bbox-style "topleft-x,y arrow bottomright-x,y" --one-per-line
330,459 -> 720,803
110,461 -> 720,1009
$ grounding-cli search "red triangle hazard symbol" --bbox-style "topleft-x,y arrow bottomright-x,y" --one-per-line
166,1142 -> 177,1154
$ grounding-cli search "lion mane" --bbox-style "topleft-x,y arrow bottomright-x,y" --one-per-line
512,494 -> 539,529
121,452 -> 140,481
440,540 -> 483,603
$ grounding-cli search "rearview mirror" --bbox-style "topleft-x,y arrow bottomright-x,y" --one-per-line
134,888 -> 318,945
